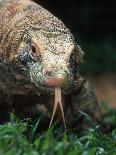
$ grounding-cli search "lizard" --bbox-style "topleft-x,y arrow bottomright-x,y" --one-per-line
0,0 -> 100,127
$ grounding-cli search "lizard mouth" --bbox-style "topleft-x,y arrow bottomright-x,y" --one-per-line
44,77 -> 65,87
35,78 -> 76,95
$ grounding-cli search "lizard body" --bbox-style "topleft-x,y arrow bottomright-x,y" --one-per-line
0,0 -> 100,126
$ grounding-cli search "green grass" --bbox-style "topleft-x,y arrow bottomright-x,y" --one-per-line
0,103 -> 116,155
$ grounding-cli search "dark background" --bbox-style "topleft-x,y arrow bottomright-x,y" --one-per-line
35,0 -> 116,40
34,0 -> 116,74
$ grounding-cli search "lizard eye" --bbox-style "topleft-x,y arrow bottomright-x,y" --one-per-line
31,44 -> 41,62
31,45 -> 36,54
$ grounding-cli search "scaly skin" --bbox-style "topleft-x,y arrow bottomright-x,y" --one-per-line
0,0 -> 100,126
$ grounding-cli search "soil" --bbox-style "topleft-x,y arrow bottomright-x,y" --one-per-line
87,74 -> 116,108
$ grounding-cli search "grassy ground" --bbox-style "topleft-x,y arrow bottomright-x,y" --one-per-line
0,103 -> 116,155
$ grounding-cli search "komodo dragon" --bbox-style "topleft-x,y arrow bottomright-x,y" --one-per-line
0,0 -> 100,127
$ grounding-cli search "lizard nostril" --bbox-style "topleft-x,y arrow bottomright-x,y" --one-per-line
45,70 -> 53,77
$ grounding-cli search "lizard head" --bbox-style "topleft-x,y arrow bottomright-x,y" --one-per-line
15,29 -> 84,94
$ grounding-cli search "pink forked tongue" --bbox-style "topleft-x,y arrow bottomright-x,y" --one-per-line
49,87 -> 66,130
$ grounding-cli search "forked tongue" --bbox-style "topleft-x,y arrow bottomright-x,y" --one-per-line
49,87 -> 66,130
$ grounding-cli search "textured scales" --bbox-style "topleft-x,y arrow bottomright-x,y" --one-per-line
0,0 -> 100,127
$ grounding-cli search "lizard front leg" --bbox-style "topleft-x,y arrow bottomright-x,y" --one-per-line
65,80 -> 101,129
